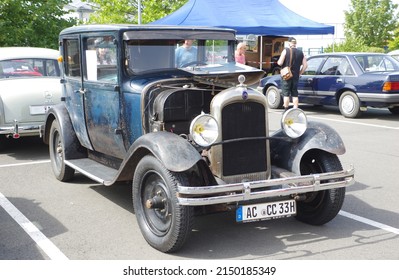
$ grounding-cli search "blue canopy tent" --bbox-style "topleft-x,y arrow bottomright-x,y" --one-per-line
151,0 -> 334,36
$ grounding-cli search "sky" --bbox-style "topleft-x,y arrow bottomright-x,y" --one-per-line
277,0 -> 399,52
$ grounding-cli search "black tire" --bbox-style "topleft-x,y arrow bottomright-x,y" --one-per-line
339,91 -> 361,118
388,107 -> 399,115
296,150 -> 345,225
265,86 -> 283,109
49,120 -> 75,181
132,155 -> 193,253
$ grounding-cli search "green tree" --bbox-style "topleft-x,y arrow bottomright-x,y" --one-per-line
388,26 -> 399,51
88,0 -> 186,24
0,0 -> 75,49
344,0 -> 398,48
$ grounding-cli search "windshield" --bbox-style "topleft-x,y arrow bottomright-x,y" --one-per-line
124,39 -> 233,74
354,55 -> 399,72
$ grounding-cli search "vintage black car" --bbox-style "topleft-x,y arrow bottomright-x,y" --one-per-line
42,25 -> 354,253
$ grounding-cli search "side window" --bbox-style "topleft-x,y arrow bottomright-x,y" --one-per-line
302,57 -> 324,75
64,39 -> 81,77
320,57 -> 345,75
336,58 -> 354,76
84,36 -> 117,82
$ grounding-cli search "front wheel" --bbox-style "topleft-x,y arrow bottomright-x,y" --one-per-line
265,86 -> 283,109
49,120 -> 75,181
296,150 -> 345,225
132,155 -> 193,253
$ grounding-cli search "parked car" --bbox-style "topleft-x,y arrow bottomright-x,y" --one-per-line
0,47 -> 61,148
42,25 -> 354,253
258,52 -> 399,118
388,49 -> 399,61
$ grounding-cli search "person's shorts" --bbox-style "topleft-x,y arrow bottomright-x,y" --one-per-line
281,79 -> 299,97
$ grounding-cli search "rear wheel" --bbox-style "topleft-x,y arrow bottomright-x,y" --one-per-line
266,86 -> 283,109
49,120 -> 75,181
132,155 -> 193,253
388,107 -> 399,115
296,150 -> 345,225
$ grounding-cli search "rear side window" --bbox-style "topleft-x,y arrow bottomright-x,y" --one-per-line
320,57 -> 352,76
64,39 -> 81,77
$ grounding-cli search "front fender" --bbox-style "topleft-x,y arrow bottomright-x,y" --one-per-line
116,131 -> 202,182
270,121 -> 346,174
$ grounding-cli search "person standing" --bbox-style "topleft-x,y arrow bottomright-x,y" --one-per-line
277,37 -> 308,110
175,39 -> 197,67
235,42 -> 247,64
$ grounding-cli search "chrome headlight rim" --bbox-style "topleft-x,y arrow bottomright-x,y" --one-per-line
189,114 -> 219,147
281,108 -> 307,139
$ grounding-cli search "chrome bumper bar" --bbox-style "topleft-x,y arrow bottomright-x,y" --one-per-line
177,166 -> 355,206
0,121 -> 40,138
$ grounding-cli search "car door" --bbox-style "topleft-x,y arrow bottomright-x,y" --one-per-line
312,56 -> 349,105
80,35 -> 126,158
298,56 -> 325,98
62,37 -> 93,149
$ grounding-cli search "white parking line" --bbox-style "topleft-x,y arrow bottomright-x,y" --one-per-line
340,210 -> 399,235
0,192 -> 68,260
308,115 -> 399,130
0,160 -> 50,168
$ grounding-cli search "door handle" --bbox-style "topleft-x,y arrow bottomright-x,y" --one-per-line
336,78 -> 343,83
307,78 -> 313,82
78,88 -> 87,95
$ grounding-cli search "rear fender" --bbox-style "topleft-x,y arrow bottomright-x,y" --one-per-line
43,103 -> 86,159
270,121 -> 346,174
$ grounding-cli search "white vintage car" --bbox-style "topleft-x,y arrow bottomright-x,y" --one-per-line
0,47 -> 61,148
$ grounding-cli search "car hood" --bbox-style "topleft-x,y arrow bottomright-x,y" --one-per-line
181,62 -> 265,87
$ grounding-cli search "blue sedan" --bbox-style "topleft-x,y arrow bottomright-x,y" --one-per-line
257,52 -> 399,118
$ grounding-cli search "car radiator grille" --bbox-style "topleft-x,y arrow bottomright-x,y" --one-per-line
221,102 -> 267,176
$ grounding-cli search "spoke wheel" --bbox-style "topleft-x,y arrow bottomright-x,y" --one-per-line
49,120 -> 74,181
133,155 -> 193,253
296,150 -> 346,225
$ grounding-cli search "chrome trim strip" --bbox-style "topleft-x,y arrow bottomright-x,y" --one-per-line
177,166 -> 355,206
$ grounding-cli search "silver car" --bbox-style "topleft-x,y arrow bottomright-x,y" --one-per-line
0,47 -> 61,148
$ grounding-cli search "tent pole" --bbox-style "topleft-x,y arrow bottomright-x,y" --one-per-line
260,36 -> 263,70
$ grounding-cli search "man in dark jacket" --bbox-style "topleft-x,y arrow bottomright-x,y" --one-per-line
277,37 -> 308,110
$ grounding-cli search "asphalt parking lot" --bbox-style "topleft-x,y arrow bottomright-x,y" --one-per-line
1,105 -> 398,261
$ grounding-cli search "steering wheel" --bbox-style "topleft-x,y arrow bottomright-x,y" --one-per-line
180,60 -> 207,68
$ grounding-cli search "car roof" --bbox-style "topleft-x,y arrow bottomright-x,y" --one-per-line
60,24 -> 237,40
310,52 -> 390,58
388,50 -> 399,55
0,47 -> 59,60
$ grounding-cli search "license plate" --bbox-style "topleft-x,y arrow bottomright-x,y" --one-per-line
236,200 -> 296,222
29,105 -> 53,115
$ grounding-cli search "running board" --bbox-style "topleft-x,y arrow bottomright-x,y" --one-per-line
65,158 -> 118,185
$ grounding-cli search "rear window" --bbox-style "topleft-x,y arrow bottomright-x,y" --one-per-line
0,58 -> 60,79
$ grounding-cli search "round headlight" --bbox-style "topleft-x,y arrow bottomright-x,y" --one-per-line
281,108 -> 307,138
189,114 -> 219,147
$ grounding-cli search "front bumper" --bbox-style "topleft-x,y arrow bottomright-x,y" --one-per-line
177,165 -> 355,206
